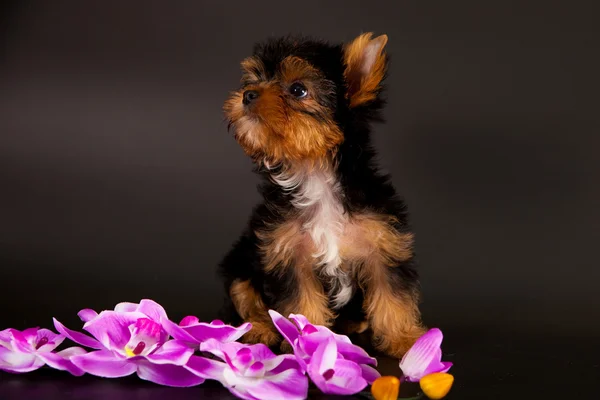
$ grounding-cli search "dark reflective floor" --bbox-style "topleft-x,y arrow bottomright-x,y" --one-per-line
1,327 -> 598,399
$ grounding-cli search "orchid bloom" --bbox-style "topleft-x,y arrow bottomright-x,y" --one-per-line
161,315 -> 251,349
269,310 -> 380,395
0,327 -> 85,375
184,339 -> 308,400
53,299 -> 204,387
399,328 -> 452,382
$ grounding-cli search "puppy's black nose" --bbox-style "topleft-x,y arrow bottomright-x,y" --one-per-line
242,90 -> 259,105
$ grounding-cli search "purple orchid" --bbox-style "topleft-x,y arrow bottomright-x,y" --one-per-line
269,310 -> 380,395
161,315 -> 251,349
0,327 -> 85,375
398,328 -> 452,382
184,338 -> 308,400
52,299 -> 204,387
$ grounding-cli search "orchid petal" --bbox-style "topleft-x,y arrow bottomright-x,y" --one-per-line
200,338 -> 245,362
161,318 -> 199,344
360,363 -> 382,383
254,346 -> 284,374
245,361 -> 265,378
146,340 -> 194,366
181,321 -> 252,343
53,318 -> 103,350
307,336 -> 369,395
136,299 -> 169,323
399,328 -> 450,382
288,313 -> 310,330
35,329 -> 65,352
319,326 -> 353,344
233,347 -> 253,372
269,354 -> 302,375
184,354 -> 226,381
247,343 -> 278,363
323,359 -> 368,395
21,328 -> 39,344
0,346 -> 43,373
83,311 -> 146,350
36,347 -> 87,376
70,350 -> 136,378
78,309 -> 98,323
420,359 -> 453,378
0,328 -> 12,348
337,340 -> 378,366
268,310 -> 300,347
7,330 -> 32,353
311,337 -> 337,376
179,316 -> 199,326
245,368 -> 309,400
441,361 -> 454,371
127,318 -> 162,349
136,359 -> 205,387
114,302 -> 139,313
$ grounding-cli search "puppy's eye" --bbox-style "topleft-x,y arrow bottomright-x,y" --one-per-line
289,82 -> 308,98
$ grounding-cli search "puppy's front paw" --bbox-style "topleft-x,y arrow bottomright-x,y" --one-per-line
241,321 -> 280,347
377,326 -> 427,358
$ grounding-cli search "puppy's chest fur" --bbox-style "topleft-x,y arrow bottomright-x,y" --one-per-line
257,164 -> 413,310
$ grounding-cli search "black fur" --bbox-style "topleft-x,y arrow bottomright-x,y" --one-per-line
217,35 -> 420,338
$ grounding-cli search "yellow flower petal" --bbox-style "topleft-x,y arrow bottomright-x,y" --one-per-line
420,372 -> 454,399
371,376 -> 400,400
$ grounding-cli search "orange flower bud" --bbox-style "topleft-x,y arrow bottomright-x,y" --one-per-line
419,372 -> 454,399
371,376 -> 400,400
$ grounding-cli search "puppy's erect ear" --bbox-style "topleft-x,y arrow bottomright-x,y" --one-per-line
343,32 -> 388,107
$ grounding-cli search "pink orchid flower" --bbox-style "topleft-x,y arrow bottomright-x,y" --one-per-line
161,315 -> 251,349
399,328 -> 453,382
0,327 -> 85,375
269,310 -> 380,395
53,299 -> 204,387
184,339 -> 308,400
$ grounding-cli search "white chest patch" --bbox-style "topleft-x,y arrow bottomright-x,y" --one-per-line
272,164 -> 352,309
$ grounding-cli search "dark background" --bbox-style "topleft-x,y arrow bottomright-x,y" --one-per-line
1,1 -> 599,399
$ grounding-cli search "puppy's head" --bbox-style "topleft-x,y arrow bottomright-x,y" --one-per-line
224,33 -> 388,167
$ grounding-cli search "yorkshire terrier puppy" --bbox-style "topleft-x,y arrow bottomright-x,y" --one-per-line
218,32 -> 426,358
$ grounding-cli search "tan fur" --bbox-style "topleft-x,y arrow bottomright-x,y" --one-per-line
281,254 -> 335,327
256,210 -> 419,346
256,220 -> 335,327
240,56 -> 266,83
256,220 -> 304,274
229,279 -> 279,346
339,213 -> 414,266
358,256 -> 426,357
224,56 -> 344,166
343,32 -> 388,107
340,213 -> 422,356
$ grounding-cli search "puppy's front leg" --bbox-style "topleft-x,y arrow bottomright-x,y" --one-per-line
359,259 -> 426,358
229,279 -> 280,346
268,253 -> 335,353
259,221 -> 335,328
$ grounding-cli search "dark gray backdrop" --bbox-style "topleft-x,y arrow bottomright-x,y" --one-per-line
1,0 -> 598,339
